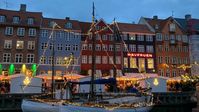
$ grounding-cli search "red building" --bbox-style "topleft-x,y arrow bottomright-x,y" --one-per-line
80,19 -> 122,77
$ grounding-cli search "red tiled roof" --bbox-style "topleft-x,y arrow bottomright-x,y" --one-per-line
116,22 -> 154,34
41,18 -> 81,31
79,22 -> 92,33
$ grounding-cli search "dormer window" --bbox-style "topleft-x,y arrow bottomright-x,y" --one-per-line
169,23 -> 176,32
13,16 -> 20,24
0,15 -> 6,22
65,22 -> 72,29
27,18 -> 34,25
155,24 -> 159,30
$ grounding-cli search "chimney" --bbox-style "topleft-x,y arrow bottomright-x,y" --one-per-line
185,14 -> 191,20
153,15 -> 158,20
65,17 -> 70,20
20,4 -> 26,12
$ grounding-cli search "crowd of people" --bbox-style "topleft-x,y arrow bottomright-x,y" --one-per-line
0,80 -> 10,94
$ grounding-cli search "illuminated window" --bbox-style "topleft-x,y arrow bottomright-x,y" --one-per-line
17,28 -> 25,36
147,58 -> 154,69
129,34 -> 136,40
123,57 -> 128,68
16,41 -> 24,49
27,41 -> 35,50
138,58 -> 145,72
82,55 -> 87,64
27,54 -> 34,63
130,58 -> 137,68
4,40 -> 12,49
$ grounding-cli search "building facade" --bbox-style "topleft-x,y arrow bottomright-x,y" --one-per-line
175,15 -> 199,75
139,16 -> 190,77
80,19 -> 122,77
38,17 -> 81,75
116,23 -> 156,74
0,4 -> 42,75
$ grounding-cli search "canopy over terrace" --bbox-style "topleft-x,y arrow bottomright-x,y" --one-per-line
117,73 -> 158,81
35,73 -> 85,80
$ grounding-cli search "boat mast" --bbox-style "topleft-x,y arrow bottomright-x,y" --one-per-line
113,19 -> 117,92
90,2 -> 96,101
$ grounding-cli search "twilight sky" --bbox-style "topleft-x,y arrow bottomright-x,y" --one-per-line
0,0 -> 199,23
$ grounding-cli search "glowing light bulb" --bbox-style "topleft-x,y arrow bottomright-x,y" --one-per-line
23,76 -> 31,86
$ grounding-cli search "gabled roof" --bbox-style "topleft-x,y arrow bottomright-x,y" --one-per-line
116,22 -> 154,34
175,18 -> 199,33
41,18 -> 81,31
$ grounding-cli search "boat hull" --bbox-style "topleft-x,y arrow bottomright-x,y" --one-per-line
21,99 -> 59,112
60,104 -> 152,112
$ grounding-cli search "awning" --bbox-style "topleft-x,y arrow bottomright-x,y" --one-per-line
72,78 -> 116,85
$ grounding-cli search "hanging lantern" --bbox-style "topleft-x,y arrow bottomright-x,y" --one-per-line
153,78 -> 159,86
0,64 -> 2,75
31,64 -> 37,76
9,64 -> 15,75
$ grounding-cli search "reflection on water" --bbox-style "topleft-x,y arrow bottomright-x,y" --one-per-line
150,105 -> 195,112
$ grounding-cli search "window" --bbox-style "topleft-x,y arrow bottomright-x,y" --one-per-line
176,35 -> 181,41
82,44 -> 87,50
138,58 -> 145,72
172,57 -> 177,64
15,53 -> 23,63
4,40 -> 12,49
0,15 -> 6,22
65,45 -> 71,51
146,45 -> 154,53
65,22 -> 72,29
27,18 -> 34,25
48,56 -> 53,65
88,55 -> 92,64
57,44 -> 62,51
165,56 -> 170,64
129,34 -> 136,40
88,44 -> 92,50
16,41 -> 24,49
109,56 -> 113,64
138,45 -> 145,52
123,34 -> 128,40
109,45 -> 113,51
40,56 -> 46,64
96,56 -> 101,64
129,44 -> 136,52
41,43 -> 48,50
56,57 -> 62,65
82,55 -> 87,64
5,27 -> 13,35
137,35 -> 144,41
116,45 -> 120,51
102,35 -> 107,40
123,57 -> 128,68
169,23 -> 176,32
158,45 -> 162,52
108,35 -> 113,41
3,53 -> 11,63
164,34 -> 169,40
17,28 -> 25,36
146,35 -> 153,41
116,56 -> 121,64
102,56 -> 107,64
123,44 -> 128,52
158,56 -> 163,64
183,46 -> 188,52
13,16 -> 20,24
147,58 -> 154,69
72,44 -> 78,51
41,30 -> 48,37
27,41 -> 35,50
166,69 -> 170,77
28,28 -> 36,36
182,35 -> 188,43
102,45 -> 107,51
27,54 -> 34,63
165,44 -> 169,52
130,58 -> 137,68
156,33 -> 162,41
172,70 -> 177,77
96,44 -> 101,51
159,69 -> 164,76
170,35 -> 175,44
96,34 -> 100,40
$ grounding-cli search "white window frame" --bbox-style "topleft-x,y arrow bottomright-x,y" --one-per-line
138,45 -> 145,52
82,55 -> 87,64
27,41 -> 35,50
0,15 -> 6,22
17,28 -> 25,36
13,16 -> 20,24
27,18 -> 34,25
27,54 -> 34,63
4,40 -> 12,49
28,28 -> 36,36
5,27 -> 13,35
3,53 -> 11,63
15,53 -> 23,63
